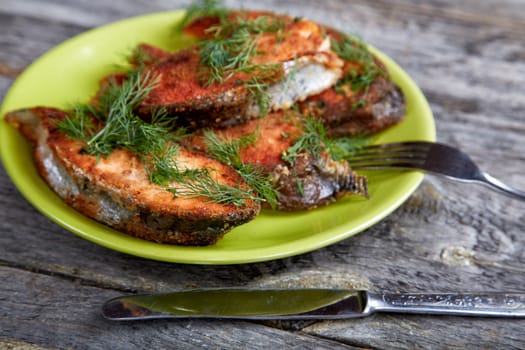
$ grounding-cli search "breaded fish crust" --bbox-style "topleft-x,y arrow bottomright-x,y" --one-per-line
5,107 -> 260,245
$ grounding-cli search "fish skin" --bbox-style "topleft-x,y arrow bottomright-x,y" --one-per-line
5,107 -> 260,245
271,150 -> 368,211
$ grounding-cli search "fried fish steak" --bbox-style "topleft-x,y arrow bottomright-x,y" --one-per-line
5,107 -> 260,245
135,13 -> 403,136
300,64 -> 405,137
137,11 -> 343,130
185,110 -> 368,211
300,28 -> 405,138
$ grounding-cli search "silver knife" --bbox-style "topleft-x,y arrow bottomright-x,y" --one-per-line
102,289 -> 525,320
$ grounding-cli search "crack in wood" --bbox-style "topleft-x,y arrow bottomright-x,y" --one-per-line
0,259 -> 138,294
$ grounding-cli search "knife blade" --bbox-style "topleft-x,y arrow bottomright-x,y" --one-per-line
102,288 -> 525,321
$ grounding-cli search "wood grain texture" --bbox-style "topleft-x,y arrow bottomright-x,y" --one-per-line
0,266 -> 359,350
1,0 -> 524,349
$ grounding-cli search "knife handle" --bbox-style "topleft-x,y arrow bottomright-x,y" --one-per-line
367,293 -> 525,317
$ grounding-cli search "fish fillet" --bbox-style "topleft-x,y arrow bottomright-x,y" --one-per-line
137,11 -> 343,129
185,110 -> 368,210
5,107 -> 260,245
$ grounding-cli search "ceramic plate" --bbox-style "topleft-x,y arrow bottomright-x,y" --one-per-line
0,11 -> 435,264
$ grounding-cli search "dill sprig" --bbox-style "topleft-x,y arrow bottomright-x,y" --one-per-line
282,115 -> 372,165
126,45 -> 158,68
170,169 -> 260,207
204,130 -> 279,209
59,69 -> 178,157
331,34 -> 384,94
327,134 -> 374,161
199,15 -> 285,84
196,14 -> 285,115
178,0 -> 229,31
282,116 -> 325,164
198,26 -> 258,84
146,145 -> 257,207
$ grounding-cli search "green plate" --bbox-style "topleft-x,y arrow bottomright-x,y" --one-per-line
0,11 -> 435,265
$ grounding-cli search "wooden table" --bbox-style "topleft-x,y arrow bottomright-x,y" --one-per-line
1,1 -> 524,348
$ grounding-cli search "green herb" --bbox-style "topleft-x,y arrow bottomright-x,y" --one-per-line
282,114 -> 372,165
331,34 -> 384,93
144,144 -> 182,185
170,169 -> 260,206
296,179 -> 304,196
178,0 -> 229,31
282,116 -> 325,164
326,134 -> 373,161
351,100 -> 367,110
204,130 -> 279,209
334,68 -> 377,94
143,144 -> 258,207
59,69 -> 176,157
196,14 -> 285,115
126,45 -> 157,67
331,34 -> 373,64
198,25 -> 258,84
199,15 -> 285,83
57,104 -> 98,142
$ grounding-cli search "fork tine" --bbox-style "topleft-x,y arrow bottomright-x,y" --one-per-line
351,141 -> 431,155
348,160 -> 426,169
347,141 -> 431,169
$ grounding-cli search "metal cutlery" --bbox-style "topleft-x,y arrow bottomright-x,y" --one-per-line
102,289 -> 525,320
346,141 -> 525,201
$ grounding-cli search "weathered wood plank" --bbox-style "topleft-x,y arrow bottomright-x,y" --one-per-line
304,314 -> 525,350
2,0 -> 524,28
0,12 -> 86,69
0,77 -> 13,101
0,265 -> 360,350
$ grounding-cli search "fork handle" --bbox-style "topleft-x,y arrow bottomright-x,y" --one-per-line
479,172 -> 525,201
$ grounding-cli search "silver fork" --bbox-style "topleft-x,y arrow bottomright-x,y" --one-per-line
346,141 -> 525,201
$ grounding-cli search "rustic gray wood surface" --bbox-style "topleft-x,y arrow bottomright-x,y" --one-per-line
1,0 -> 524,349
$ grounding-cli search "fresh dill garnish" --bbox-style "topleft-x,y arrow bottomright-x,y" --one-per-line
126,45 -> 158,68
331,34 -> 373,64
144,144 -> 182,185
296,179 -> 304,196
331,34 -> 384,93
326,134 -> 373,161
57,104 -> 98,142
282,114 -> 372,165
282,116 -> 325,164
59,69 -> 177,158
178,0 -> 229,31
198,15 -> 285,84
146,146 -> 256,207
196,14 -> 285,115
198,25 -> 258,84
204,130 -> 279,209
203,129 -> 256,167
171,169 -> 260,207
